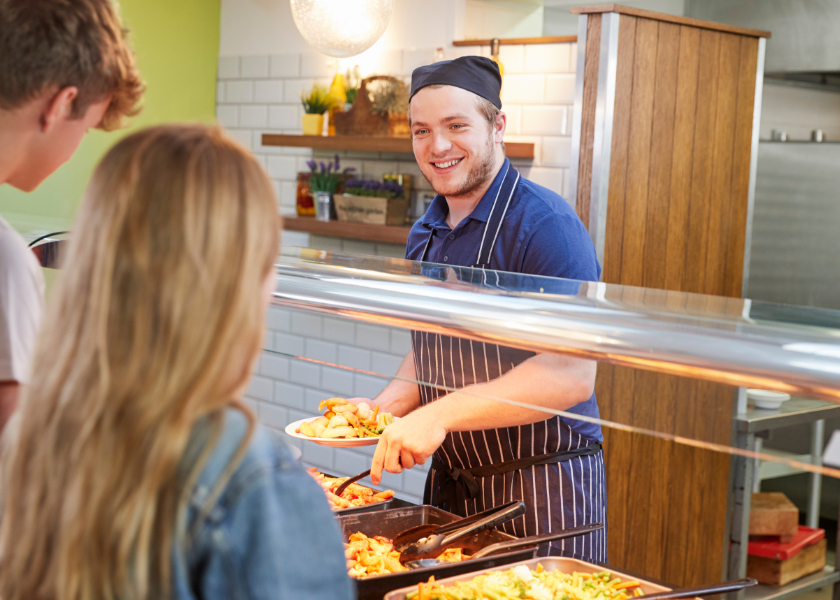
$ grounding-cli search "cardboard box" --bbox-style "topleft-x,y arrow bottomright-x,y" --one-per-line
334,194 -> 409,226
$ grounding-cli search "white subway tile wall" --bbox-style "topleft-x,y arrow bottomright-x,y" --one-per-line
217,44 -> 575,219
240,55 -> 270,79
218,44 -> 577,502
254,80 -> 284,104
239,105 -> 268,128
248,305 -> 425,503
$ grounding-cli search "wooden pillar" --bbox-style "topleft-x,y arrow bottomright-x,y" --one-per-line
568,4 -> 770,587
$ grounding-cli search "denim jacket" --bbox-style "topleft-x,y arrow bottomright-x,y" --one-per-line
171,409 -> 355,600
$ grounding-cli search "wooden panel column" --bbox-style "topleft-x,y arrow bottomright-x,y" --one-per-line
569,4 -> 769,587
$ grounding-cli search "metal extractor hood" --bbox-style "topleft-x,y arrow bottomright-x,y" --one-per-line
687,0 -> 840,83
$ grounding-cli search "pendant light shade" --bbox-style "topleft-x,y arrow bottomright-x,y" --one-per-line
290,0 -> 394,58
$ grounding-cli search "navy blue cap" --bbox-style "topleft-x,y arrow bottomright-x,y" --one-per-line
410,56 -> 502,109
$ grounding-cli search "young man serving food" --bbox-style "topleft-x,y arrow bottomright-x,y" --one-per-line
353,56 -> 607,561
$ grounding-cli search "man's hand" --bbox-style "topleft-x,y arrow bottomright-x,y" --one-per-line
370,404 -> 447,484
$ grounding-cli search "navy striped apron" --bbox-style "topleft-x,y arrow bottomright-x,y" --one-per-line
413,164 -> 608,562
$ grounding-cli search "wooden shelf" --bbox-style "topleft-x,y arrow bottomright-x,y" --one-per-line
282,216 -> 411,244
261,134 -> 535,159
453,35 -> 577,46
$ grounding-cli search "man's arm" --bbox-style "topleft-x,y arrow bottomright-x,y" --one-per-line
0,380 -> 19,434
370,353 -> 596,483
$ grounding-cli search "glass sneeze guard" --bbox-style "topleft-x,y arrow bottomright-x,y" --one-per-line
273,246 -> 840,403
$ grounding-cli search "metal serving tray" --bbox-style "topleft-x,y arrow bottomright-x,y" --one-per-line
320,472 -> 394,516
339,505 -> 537,600
383,556 -> 677,600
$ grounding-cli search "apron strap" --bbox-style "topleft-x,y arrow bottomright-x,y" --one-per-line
420,214 -> 437,262
432,442 -> 603,508
419,164 -> 521,268
473,165 -> 520,270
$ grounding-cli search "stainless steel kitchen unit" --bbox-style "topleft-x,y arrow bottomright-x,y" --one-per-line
747,141 -> 840,311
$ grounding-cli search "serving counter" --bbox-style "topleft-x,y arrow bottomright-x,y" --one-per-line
270,246 -> 840,599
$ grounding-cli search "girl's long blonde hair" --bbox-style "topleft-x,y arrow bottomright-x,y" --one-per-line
0,124 -> 279,600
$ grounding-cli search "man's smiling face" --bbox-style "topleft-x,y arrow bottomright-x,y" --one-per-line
409,85 -> 503,199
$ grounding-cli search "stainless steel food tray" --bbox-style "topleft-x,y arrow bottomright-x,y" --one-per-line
384,556 -> 678,600
320,471 -> 394,516
340,505 -> 537,600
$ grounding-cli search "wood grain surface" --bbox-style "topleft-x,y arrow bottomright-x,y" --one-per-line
282,216 -> 411,244
747,539 -> 826,587
587,13 -> 761,587
261,134 -> 535,159
570,4 -> 771,38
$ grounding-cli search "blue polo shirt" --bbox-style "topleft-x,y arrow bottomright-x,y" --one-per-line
407,159 -> 601,281
405,158 -> 603,441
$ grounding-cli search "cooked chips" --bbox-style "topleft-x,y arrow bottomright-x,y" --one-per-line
309,469 -> 395,510
345,532 -> 466,578
295,398 -> 395,440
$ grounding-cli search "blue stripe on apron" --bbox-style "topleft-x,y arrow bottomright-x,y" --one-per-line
413,164 -> 607,562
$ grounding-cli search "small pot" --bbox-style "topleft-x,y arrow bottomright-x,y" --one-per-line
302,113 -> 324,136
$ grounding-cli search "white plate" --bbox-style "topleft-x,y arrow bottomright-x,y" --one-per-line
747,388 -> 791,410
284,416 -> 391,447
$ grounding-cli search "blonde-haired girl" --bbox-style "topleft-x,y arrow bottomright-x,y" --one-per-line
0,124 -> 353,600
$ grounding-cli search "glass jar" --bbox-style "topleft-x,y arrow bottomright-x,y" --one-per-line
313,191 -> 332,222
296,172 -> 314,216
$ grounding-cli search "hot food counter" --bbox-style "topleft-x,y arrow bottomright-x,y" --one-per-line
269,247 -> 840,600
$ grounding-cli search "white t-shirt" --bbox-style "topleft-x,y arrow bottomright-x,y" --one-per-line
0,215 -> 45,383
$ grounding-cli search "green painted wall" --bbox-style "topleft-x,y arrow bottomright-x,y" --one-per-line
0,0 -> 221,225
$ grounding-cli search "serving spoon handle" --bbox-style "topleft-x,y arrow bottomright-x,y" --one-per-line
334,469 -> 371,497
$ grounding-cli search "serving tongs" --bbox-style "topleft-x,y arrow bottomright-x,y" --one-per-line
404,522 -> 604,569
391,500 -> 520,551
396,500 -> 526,565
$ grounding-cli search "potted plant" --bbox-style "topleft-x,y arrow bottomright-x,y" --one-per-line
344,65 -> 361,111
306,155 -> 355,221
333,75 -> 410,138
367,77 -> 410,138
300,84 -> 335,136
343,179 -> 404,199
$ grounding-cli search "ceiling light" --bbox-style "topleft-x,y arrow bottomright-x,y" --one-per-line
290,0 -> 394,58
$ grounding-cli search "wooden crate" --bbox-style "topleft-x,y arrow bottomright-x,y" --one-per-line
334,194 -> 409,226
749,493 -> 799,540
747,538 -> 826,587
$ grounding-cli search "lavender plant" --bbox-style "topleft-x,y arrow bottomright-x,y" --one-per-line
306,155 -> 355,193
343,179 -> 405,199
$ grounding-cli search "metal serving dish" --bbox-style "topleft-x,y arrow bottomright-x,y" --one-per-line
334,497 -> 392,516
339,505 -> 538,600
320,472 -> 394,516
384,556 -> 677,600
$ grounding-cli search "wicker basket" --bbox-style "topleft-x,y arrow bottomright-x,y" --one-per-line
333,76 -> 409,138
